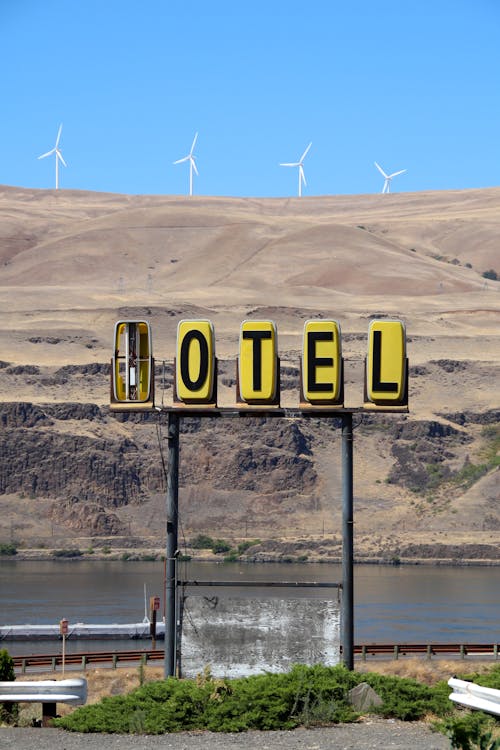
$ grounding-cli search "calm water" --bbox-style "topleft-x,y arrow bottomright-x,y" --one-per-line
1,560 -> 499,655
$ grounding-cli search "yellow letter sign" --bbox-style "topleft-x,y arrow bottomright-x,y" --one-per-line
302,320 -> 343,404
238,320 -> 278,403
366,320 -> 407,405
176,320 -> 215,403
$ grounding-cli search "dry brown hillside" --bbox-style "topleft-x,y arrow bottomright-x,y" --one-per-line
0,185 -> 499,562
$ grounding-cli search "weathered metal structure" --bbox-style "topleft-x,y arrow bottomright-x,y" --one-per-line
110,318 -> 408,676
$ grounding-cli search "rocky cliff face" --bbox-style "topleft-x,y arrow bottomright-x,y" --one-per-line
1,393 -> 498,559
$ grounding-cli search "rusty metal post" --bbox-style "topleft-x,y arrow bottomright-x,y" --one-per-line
165,411 -> 179,678
341,412 -> 354,670
42,702 -> 57,727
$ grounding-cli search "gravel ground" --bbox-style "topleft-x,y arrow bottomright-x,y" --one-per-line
0,719 -> 450,749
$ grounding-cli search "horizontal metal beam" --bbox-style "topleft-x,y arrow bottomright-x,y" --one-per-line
110,404 -> 408,417
178,580 -> 341,588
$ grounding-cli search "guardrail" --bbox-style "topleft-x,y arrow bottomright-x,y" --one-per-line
0,677 -> 87,726
9,644 -> 500,674
449,677 -> 500,716
355,643 -> 499,660
12,648 -> 164,673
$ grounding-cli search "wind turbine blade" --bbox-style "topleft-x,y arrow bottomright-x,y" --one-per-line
300,142 -> 312,162
190,132 -> 198,154
38,149 -> 54,160
280,162 -> 299,167
191,157 -> 199,176
173,155 -> 189,164
389,169 -> 406,178
300,165 -> 307,187
374,161 -> 388,178
58,151 -> 67,168
55,124 -> 63,147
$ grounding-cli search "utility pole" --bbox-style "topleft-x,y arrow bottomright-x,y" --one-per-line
165,411 -> 179,678
341,412 -> 354,670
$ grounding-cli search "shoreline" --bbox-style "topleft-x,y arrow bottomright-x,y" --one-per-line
3,549 -> 500,566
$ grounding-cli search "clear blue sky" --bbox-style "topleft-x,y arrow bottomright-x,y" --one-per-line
1,0 -> 499,197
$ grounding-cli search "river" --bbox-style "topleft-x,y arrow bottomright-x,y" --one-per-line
1,560 -> 499,655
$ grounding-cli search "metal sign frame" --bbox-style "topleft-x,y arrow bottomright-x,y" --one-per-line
110,319 -> 409,676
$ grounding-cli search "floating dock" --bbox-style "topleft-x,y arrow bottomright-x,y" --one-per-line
0,622 -> 165,641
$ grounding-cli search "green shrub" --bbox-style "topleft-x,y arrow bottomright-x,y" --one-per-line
0,543 -> 17,556
361,672 -> 452,721
0,649 -> 17,724
482,269 -> 498,281
211,539 -> 231,554
52,548 -> 83,558
237,540 -> 261,554
55,665 -> 360,734
190,534 -> 215,549
55,664 -> 500,736
439,711 -> 500,750
0,649 -> 15,681
224,540 -> 262,562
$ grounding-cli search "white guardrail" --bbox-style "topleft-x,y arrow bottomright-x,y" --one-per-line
0,677 -> 87,704
448,677 -> 500,716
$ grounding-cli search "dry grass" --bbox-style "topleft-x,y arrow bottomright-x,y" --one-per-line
357,657 -> 496,685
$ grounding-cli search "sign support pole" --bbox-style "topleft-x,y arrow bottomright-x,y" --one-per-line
165,411 -> 179,678
341,412 -> 354,670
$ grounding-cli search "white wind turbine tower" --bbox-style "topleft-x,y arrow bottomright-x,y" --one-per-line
374,161 -> 406,193
38,124 -> 67,189
173,132 -> 199,196
280,142 -> 312,197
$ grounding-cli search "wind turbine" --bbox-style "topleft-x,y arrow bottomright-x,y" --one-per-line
280,142 -> 312,197
38,124 -> 67,190
173,132 -> 198,196
374,161 -> 406,194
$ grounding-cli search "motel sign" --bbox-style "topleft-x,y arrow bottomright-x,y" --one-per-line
111,317 -> 408,411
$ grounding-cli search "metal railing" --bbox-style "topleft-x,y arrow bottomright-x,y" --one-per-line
10,643 -> 500,674
355,643 -> 500,660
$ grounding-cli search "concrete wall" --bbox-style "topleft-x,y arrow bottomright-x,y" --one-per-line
179,595 -> 341,678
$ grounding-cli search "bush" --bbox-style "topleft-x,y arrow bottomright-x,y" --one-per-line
224,540 -> 262,562
55,664 -> 500,736
0,649 -> 15,681
361,672 -> 451,721
439,711 -> 500,750
482,269 -> 498,281
237,540 -> 261,554
211,539 -> 231,554
0,649 -> 17,724
55,665 -> 360,734
52,548 -> 83,558
0,543 -> 17,556
189,534 -> 215,550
